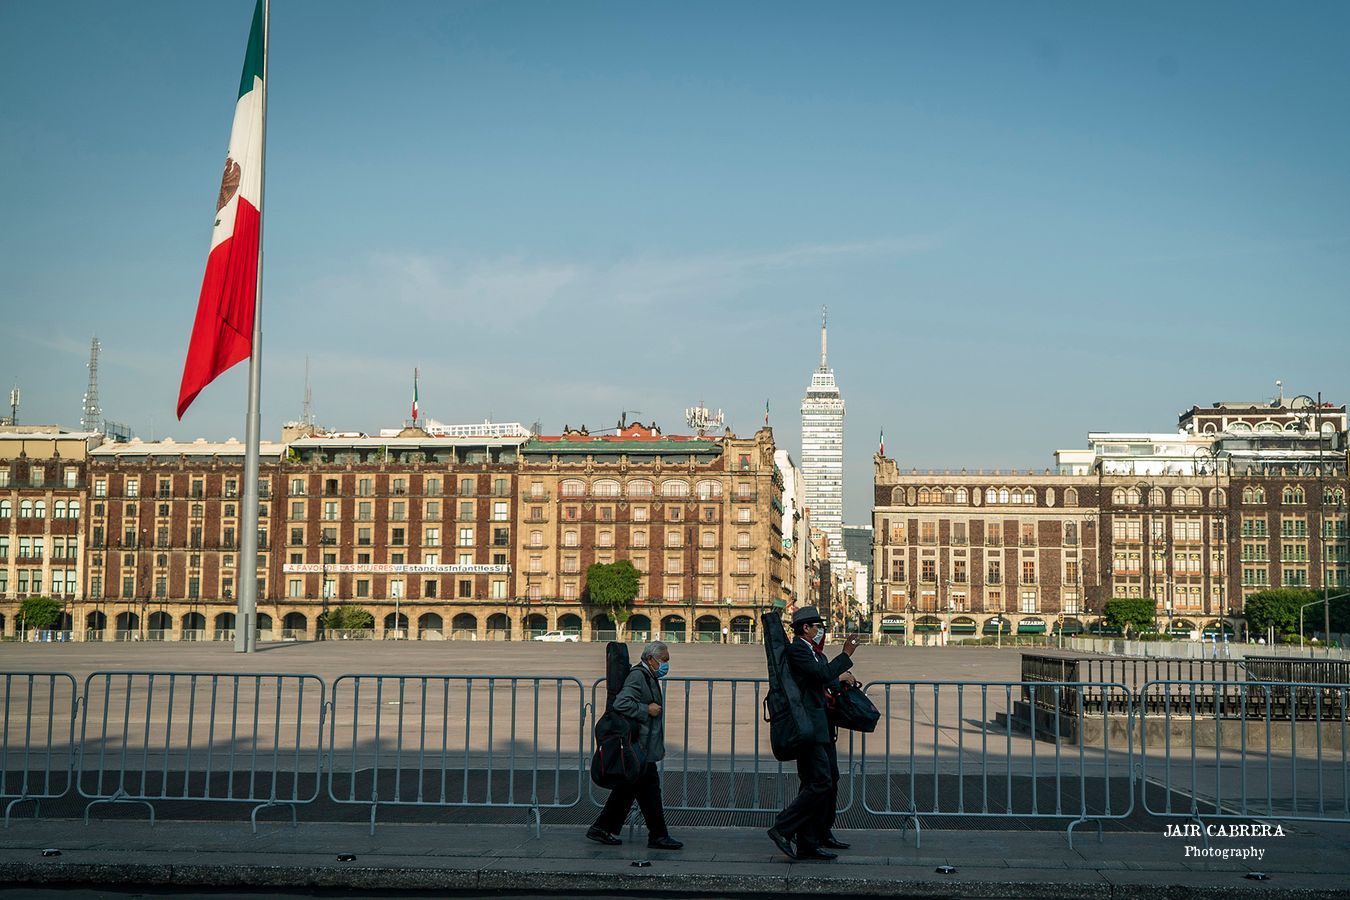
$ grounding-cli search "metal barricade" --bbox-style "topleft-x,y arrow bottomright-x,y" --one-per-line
327,674 -> 587,834
1140,679 -> 1350,833
587,676 -> 855,815
77,671 -> 326,831
861,681 -> 1135,848
2,673 -> 78,826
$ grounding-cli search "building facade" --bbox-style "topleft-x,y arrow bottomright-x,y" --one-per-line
0,423 -> 792,644
0,429 -> 101,635
872,457 -> 1101,640
800,309 -> 845,568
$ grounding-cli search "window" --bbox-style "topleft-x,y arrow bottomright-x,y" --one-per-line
392,478 -> 407,496
1021,560 -> 1036,585
987,560 -> 1002,584
492,501 -> 508,521
391,528 -> 405,546
632,530 -> 648,548
95,479 -> 107,498
921,559 -> 936,582
126,479 -> 139,497
426,477 -> 441,496
633,506 -> 649,522
460,477 -> 475,496
425,527 -> 440,547
561,479 -> 585,498
69,500 -> 80,519
890,557 -> 905,581
1019,591 -> 1038,613
661,480 -> 689,497
530,530 -> 543,547
666,531 -> 683,548
29,466 -> 45,487
458,527 -> 474,547
594,479 -> 621,498
736,531 -> 750,548
953,559 -> 967,583
629,480 -> 653,497
564,530 -> 579,547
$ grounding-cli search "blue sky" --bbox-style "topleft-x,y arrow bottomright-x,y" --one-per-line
3,0 -> 1348,523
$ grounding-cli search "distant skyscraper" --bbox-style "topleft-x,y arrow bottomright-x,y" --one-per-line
800,307 -> 845,569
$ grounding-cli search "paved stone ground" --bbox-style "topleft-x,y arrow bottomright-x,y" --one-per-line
1,818 -> 1348,898
0,638 -> 1028,683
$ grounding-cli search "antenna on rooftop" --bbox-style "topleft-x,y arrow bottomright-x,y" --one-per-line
81,337 -> 102,432
302,355 -> 314,427
685,402 -> 725,434
6,382 -> 18,427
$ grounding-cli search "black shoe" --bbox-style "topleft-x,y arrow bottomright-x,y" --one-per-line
647,836 -> 683,850
766,826 -> 796,859
821,836 -> 851,850
796,846 -> 838,861
586,826 -> 621,846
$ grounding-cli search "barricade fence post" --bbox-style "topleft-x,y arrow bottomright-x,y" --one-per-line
2,673 -> 78,827
859,680 -> 1136,849
75,671 -> 325,832
1139,679 -> 1350,832
326,674 -> 586,835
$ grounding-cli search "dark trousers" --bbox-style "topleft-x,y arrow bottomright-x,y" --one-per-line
772,742 -> 835,850
593,762 -> 668,839
816,739 -> 840,842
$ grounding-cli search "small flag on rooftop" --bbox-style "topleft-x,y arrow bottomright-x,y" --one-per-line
412,368 -> 420,424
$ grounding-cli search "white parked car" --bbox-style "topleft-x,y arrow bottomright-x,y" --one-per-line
533,630 -> 579,643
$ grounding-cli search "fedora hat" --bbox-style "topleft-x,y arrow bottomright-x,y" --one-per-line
791,606 -> 823,627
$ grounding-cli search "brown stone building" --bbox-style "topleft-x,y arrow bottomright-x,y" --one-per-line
871,458 -> 1101,641
0,429 -> 100,635
0,422 -> 791,643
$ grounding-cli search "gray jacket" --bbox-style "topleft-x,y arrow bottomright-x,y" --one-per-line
612,665 -> 665,763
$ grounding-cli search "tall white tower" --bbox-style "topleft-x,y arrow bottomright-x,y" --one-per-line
800,306 -> 845,570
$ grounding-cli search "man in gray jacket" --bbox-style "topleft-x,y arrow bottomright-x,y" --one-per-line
587,641 -> 683,850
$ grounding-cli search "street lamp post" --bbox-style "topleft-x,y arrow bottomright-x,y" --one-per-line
318,533 -> 334,639
1300,591 -> 1350,650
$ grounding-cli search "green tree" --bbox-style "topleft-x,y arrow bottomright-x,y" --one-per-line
1243,588 -> 1318,640
18,596 -> 63,632
1102,597 -> 1156,638
318,604 -> 374,631
584,560 -> 640,638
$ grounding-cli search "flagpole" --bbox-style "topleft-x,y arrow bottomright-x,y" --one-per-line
236,0 -> 269,654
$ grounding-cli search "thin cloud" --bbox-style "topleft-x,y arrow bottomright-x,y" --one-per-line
301,234 -> 946,329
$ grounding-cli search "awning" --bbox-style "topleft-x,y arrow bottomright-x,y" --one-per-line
949,621 -> 977,634
1017,621 -> 1047,634
880,623 -> 906,634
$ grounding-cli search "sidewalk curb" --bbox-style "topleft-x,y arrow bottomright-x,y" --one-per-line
2,860 -> 1348,899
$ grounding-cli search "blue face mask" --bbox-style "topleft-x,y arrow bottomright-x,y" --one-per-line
654,661 -> 670,679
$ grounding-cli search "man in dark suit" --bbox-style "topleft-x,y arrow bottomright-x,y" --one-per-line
767,606 -> 859,861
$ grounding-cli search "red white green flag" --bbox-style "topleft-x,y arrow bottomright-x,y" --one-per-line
412,369 -> 420,422
177,0 -> 265,419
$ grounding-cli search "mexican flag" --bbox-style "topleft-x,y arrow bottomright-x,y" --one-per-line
412,369 -> 420,422
177,0 -> 266,419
